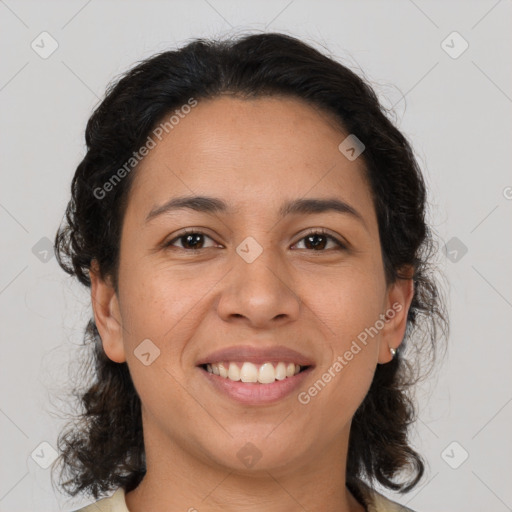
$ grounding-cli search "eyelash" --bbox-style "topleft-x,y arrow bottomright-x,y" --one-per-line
164,228 -> 347,252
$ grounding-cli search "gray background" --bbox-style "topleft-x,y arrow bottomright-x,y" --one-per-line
1,1 -> 511,511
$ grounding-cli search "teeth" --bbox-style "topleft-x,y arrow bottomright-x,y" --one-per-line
256,363 -> 275,384
275,362 -> 287,380
206,361 -> 305,383
218,362 -> 228,378
228,363 -> 241,381
240,362 -> 258,382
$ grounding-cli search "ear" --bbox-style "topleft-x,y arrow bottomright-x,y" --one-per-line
89,260 -> 126,363
377,266 -> 415,364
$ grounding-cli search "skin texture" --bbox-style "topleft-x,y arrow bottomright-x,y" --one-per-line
90,95 -> 414,512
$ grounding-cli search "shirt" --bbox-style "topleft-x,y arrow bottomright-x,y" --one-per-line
72,480 -> 416,512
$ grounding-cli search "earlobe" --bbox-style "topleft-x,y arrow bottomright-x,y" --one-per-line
89,260 -> 126,363
378,269 -> 415,364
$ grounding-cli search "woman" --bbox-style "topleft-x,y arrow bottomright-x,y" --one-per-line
53,32 -> 447,512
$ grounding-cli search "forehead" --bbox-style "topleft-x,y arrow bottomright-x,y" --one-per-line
144,95 -> 349,168
125,95 -> 374,222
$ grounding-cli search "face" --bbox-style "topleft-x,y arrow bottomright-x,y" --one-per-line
91,95 -> 413,476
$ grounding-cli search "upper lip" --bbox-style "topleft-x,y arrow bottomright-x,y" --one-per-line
196,345 -> 315,367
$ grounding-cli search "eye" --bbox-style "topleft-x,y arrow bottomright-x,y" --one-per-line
164,229 -> 218,250
293,229 -> 347,251
164,228 -> 347,252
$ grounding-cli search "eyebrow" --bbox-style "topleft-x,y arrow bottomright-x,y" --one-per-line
145,195 -> 367,228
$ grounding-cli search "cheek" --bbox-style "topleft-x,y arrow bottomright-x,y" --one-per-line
302,274 -> 381,421
115,265 -> 198,417
306,265 -> 385,334
302,264 -> 385,399
118,260 -> 202,336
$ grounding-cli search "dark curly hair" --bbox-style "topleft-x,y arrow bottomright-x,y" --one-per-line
51,31 -> 448,502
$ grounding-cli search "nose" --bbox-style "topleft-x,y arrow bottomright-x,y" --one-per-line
216,242 -> 301,329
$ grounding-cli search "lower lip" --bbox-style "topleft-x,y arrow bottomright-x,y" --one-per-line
199,366 -> 314,405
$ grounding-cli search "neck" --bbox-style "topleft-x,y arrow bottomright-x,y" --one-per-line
125,416 -> 366,512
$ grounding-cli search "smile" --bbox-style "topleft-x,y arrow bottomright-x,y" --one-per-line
199,362 -> 313,405
202,361 -> 309,384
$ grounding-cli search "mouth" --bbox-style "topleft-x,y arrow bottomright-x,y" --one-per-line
199,361 -> 312,384
195,344 -> 315,404
197,361 -> 314,405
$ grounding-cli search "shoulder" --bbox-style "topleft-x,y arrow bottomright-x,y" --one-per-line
350,479 -> 418,512
71,487 -> 129,512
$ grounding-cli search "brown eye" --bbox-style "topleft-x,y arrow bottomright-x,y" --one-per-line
293,230 -> 346,251
164,229 -> 346,252
165,230 -> 216,250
